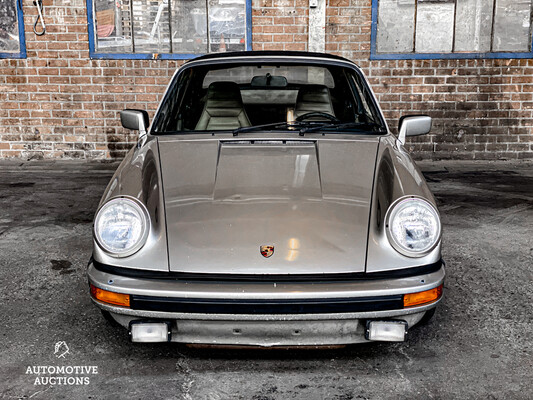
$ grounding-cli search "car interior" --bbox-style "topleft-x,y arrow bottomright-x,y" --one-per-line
193,81 -> 342,131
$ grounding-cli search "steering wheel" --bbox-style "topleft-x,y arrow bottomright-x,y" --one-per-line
295,112 -> 341,123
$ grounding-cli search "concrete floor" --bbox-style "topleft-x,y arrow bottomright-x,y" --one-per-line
0,160 -> 532,399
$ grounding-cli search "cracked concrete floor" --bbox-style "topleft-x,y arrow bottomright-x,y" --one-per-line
0,160 -> 532,399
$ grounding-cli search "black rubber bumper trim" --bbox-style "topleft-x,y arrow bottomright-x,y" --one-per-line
91,258 -> 444,283
129,295 -> 404,314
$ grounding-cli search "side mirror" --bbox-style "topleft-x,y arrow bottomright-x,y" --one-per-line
120,109 -> 149,137
398,115 -> 432,144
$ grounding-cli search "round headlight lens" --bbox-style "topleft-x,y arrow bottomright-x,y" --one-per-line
386,197 -> 441,257
94,198 -> 149,256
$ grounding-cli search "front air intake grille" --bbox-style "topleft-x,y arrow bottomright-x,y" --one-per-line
129,295 -> 404,314
223,140 -> 312,145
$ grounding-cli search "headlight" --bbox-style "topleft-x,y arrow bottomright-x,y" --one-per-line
94,197 -> 149,257
385,197 -> 441,257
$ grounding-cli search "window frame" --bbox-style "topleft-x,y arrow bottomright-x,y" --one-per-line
86,0 -> 252,60
370,0 -> 533,60
151,60 -> 388,135
0,0 -> 27,59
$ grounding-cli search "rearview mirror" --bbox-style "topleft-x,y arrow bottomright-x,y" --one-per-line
398,115 -> 432,144
251,74 -> 288,87
120,109 -> 149,136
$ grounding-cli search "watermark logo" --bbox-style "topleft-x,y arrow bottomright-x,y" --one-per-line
54,341 -> 70,358
25,341 -> 99,386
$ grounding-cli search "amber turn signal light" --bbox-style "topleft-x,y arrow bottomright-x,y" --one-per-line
403,284 -> 443,308
90,284 -> 130,307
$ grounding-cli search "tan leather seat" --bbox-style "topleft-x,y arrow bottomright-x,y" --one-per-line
195,82 -> 251,130
294,85 -> 336,119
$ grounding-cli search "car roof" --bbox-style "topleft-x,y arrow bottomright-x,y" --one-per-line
185,51 -> 359,68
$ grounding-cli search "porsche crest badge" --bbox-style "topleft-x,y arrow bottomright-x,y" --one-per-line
260,245 -> 274,258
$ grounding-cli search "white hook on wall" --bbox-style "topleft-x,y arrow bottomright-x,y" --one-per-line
33,0 -> 46,36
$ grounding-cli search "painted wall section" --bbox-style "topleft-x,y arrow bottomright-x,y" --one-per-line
415,2 -> 455,53
376,0 -> 415,54
454,0 -> 494,52
492,0 -> 532,52
308,0 -> 326,53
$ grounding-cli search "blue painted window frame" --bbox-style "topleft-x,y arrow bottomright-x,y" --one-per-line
0,0 -> 27,59
86,0 -> 252,60
370,0 -> 533,60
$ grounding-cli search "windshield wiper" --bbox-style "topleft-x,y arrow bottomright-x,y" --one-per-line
299,121 -> 386,134
232,121 -> 316,136
231,120 -> 384,136
232,122 -> 288,135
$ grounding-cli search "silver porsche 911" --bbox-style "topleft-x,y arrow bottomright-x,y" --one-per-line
88,51 -> 444,346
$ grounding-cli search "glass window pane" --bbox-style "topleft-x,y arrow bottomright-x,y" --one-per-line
202,65 -> 335,88
153,64 -> 384,132
132,0 -> 171,53
376,0 -> 415,53
91,0 -> 249,55
415,1 -> 455,53
208,0 -> 246,53
492,0 -> 532,52
455,0 -> 494,52
0,0 -> 20,53
171,0 -> 208,53
94,0 -> 133,53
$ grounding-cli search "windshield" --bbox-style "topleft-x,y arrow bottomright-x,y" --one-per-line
152,62 -> 386,134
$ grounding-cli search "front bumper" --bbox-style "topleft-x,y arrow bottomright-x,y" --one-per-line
87,262 -> 445,346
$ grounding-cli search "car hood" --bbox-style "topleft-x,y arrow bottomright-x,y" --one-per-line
158,136 -> 380,275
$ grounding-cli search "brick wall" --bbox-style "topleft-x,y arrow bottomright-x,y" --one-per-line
0,0 -> 180,159
0,0 -> 532,160
329,0 -> 533,160
253,0 -> 308,51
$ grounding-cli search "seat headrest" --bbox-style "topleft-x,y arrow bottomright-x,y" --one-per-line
296,84 -> 330,99
294,84 -> 335,118
206,81 -> 244,102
